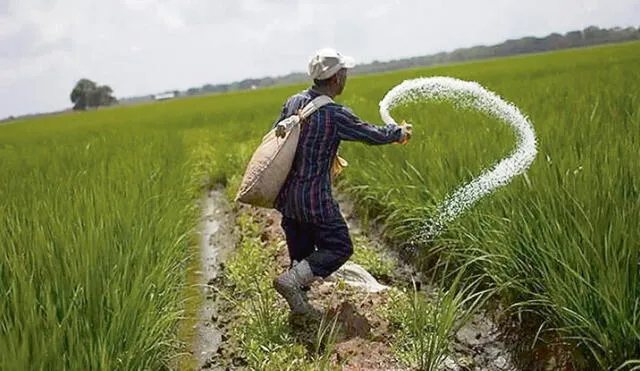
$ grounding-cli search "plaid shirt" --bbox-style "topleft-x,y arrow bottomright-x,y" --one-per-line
271,88 -> 402,223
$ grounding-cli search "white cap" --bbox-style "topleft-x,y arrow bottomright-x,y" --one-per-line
307,48 -> 356,80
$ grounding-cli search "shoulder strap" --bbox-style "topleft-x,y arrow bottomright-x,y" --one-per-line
299,95 -> 333,120
272,95 -> 333,137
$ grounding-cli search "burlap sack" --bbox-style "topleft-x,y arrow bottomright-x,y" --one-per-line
235,96 -> 332,208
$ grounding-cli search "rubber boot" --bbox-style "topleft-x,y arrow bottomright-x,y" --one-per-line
274,260 -> 320,315
290,260 -> 311,292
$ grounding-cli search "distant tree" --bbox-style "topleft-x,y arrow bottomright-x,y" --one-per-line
91,85 -> 117,107
186,87 -> 200,96
583,26 -> 612,45
70,78 -> 96,110
70,79 -> 117,110
565,30 -> 583,44
201,84 -> 216,93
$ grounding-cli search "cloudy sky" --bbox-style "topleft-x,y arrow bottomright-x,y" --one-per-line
1,0 -> 638,118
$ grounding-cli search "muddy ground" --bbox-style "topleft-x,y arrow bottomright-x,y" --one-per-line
193,188 -> 573,370
194,188 -> 236,367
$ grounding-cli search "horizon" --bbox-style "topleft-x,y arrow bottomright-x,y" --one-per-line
1,0 -> 639,118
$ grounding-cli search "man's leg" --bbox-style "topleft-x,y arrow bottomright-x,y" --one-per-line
275,217 -> 320,315
305,215 -> 353,278
281,216 -> 316,268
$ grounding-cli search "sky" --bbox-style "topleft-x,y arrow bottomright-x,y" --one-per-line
0,0 -> 639,118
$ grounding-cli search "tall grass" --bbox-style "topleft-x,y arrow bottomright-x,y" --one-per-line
386,265 -> 491,371
0,128 -> 196,369
0,92 -> 276,369
341,42 -> 640,368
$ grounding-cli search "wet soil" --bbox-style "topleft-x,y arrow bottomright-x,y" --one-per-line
194,188 -> 236,368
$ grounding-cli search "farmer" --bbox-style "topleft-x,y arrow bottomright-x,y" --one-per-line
272,48 -> 412,315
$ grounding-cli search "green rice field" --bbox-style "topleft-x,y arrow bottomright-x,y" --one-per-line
1,41 -> 638,370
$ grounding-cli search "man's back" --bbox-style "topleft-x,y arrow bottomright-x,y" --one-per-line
273,88 -> 403,223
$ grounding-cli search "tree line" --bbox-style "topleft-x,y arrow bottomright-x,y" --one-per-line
182,25 -> 640,97
5,24 -> 636,121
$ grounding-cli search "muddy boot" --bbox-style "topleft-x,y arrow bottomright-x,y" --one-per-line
290,260 -> 311,292
274,260 -> 321,315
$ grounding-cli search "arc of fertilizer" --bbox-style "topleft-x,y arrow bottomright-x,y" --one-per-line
379,77 -> 538,242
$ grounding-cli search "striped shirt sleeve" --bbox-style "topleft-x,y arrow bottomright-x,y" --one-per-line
335,106 -> 403,145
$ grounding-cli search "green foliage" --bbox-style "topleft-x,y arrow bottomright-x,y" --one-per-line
0,128 -> 196,370
0,82 -> 294,370
70,78 -> 117,110
383,267 -> 490,371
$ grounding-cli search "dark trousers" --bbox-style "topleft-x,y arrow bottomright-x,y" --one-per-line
280,215 -> 353,278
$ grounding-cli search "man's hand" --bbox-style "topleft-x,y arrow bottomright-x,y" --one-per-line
275,112 -> 304,138
275,122 -> 287,138
397,121 -> 413,144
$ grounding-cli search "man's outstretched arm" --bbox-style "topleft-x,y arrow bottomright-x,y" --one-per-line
335,106 -> 410,145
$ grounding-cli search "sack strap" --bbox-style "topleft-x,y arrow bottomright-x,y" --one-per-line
274,95 -> 333,136
299,95 -> 333,120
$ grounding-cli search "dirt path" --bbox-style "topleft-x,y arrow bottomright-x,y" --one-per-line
194,189 -> 522,370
